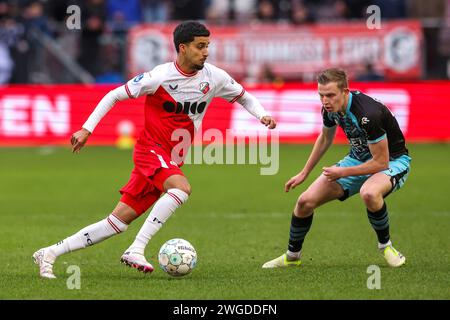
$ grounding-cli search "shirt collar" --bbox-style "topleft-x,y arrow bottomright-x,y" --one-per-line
342,91 -> 353,116
174,61 -> 197,77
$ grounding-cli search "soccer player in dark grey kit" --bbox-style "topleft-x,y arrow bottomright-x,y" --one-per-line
263,68 -> 410,268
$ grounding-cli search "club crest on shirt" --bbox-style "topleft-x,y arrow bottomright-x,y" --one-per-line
361,117 -> 370,125
199,82 -> 210,94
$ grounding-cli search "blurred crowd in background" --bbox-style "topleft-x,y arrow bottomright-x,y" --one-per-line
0,0 -> 449,84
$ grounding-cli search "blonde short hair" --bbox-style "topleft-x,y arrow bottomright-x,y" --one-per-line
317,68 -> 349,90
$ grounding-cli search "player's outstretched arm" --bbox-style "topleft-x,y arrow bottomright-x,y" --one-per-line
260,116 -> 276,129
285,171 -> 309,192
236,92 -> 276,129
71,85 -> 130,154
285,126 -> 336,192
71,128 -> 91,153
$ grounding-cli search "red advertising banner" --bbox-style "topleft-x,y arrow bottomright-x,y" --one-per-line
0,82 -> 449,146
128,21 -> 423,81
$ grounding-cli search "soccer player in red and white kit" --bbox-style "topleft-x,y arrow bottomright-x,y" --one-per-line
33,21 -> 276,279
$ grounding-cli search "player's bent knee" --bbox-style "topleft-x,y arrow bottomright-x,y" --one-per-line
112,202 -> 139,225
167,188 -> 190,204
107,213 -> 129,233
171,184 -> 191,196
182,184 -> 192,196
297,194 -> 317,213
359,189 -> 381,205
163,176 -> 192,196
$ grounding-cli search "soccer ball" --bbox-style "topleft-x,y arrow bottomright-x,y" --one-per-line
158,238 -> 197,277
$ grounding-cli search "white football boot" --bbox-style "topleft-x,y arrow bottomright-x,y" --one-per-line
32,248 -> 57,279
120,251 -> 154,273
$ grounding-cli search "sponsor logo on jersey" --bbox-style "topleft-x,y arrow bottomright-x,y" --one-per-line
199,82 -> 210,94
169,84 -> 178,91
163,101 -> 207,115
133,74 -> 144,83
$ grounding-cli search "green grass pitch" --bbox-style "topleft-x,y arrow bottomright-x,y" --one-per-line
0,144 -> 449,299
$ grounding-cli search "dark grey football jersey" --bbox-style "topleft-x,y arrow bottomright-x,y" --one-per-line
322,91 -> 408,161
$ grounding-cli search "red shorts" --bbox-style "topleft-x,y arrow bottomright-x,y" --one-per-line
119,144 -> 184,215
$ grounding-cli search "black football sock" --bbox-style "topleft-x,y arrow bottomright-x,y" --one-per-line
367,202 -> 390,245
288,213 -> 313,255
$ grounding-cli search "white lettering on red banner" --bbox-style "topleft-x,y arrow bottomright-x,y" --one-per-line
128,21 -> 423,81
229,89 -> 410,138
0,82 -> 448,146
0,94 -> 70,138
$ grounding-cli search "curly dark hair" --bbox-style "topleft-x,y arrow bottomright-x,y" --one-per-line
173,21 -> 210,53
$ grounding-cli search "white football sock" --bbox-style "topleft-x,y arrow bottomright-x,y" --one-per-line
286,250 -> 301,260
128,188 -> 189,254
378,240 -> 392,250
48,214 -> 128,257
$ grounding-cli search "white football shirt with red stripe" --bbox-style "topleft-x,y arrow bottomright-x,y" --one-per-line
124,61 -> 248,154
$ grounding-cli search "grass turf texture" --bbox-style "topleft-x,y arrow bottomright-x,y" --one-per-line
0,144 -> 449,299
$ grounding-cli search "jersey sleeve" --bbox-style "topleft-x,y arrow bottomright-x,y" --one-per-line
124,70 -> 160,98
322,107 -> 336,127
362,111 -> 386,143
214,68 -> 245,103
